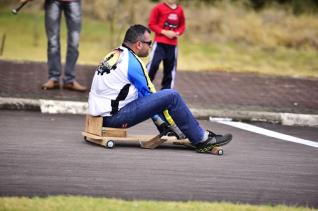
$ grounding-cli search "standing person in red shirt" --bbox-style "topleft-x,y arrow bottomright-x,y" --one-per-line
147,0 -> 186,90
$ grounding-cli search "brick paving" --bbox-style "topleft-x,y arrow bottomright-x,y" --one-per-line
1,59 -> 317,114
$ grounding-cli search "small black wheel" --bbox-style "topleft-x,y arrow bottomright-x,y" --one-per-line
106,140 -> 115,148
84,136 -> 88,142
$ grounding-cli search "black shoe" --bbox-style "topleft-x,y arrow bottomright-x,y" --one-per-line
195,131 -> 232,153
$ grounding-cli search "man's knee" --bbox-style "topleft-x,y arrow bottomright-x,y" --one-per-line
48,40 -> 59,53
160,89 -> 181,101
68,31 -> 80,48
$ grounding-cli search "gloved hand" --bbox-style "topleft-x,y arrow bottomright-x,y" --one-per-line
158,122 -> 186,139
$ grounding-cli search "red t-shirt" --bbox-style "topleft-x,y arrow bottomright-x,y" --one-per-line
148,2 -> 186,46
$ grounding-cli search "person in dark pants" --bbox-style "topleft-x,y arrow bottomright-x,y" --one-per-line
19,0 -> 87,92
147,0 -> 185,89
88,24 -> 232,153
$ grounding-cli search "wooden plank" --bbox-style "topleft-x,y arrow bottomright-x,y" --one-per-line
140,135 -> 190,149
140,135 -> 167,149
82,131 -> 160,148
85,115 -> 103,136
86,137 -> 107,146
101,127 -> 127,137
82,132 -> 154,142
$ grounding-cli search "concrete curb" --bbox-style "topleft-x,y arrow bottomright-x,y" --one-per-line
1,97 -> 317,127
191,108 -> 318,127
39,99 -> 88,115
0,97 -> 40,111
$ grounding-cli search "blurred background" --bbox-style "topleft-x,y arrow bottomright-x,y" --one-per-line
0,0 -> 317,77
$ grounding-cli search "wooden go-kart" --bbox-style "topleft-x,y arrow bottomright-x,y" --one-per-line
81,115 -> 223,155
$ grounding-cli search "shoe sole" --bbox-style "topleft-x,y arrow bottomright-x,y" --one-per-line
196,134 -> 232,153
41,86 -> 60,90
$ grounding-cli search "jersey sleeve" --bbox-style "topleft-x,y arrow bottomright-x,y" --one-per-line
127,52 -> 155,97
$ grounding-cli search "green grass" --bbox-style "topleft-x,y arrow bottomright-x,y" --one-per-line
0,8 -> 317,78
0,196 -> 316,211
0,9 -> 110,65
178,40 -> 318,77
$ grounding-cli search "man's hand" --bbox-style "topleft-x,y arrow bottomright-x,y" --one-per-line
157,122 -> 186,139
161,30 -> 178,39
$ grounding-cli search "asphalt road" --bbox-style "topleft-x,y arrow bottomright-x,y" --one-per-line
0,110 -> 317,208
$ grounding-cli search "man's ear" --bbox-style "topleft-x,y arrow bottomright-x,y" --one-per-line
136,41 -> 142,50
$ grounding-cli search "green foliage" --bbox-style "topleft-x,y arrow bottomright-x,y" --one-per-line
0,0 -> 12,7
249,0 -> 318,14
149,0 -> 318,14
0,196 -> 316,211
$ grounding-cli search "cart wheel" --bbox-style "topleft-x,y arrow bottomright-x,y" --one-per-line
218,149 -> 223,155
106,140 -> 115,148
84,136 -> 88,142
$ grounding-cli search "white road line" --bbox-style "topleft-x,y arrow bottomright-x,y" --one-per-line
211,119 -> 318,148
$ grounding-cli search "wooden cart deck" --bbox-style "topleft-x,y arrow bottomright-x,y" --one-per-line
81,115 -> 223,155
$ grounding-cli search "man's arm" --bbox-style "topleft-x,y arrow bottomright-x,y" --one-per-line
148,6 -> 162,35
127,58 -> 155,97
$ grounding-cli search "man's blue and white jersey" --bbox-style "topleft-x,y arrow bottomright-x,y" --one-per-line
88,45 -> 155,117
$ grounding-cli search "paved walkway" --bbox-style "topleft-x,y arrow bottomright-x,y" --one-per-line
1,59 -> 318,124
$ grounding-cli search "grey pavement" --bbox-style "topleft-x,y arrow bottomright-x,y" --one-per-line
0,59 -> 318,126
1,110 -> 317,207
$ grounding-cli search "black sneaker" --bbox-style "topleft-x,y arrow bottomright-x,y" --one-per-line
195,131 -> 232,153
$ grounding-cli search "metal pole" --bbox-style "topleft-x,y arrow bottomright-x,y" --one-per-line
0,33 -> 6,56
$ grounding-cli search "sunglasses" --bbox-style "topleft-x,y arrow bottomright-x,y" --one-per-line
140,40 -> 152,47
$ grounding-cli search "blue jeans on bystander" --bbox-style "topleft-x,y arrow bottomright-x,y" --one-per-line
45,0 -> 81,84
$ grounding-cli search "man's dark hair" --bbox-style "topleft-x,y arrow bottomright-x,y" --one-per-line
123,24 -> 151,44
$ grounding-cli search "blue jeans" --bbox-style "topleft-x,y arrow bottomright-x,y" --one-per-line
45,0 -> 81,84
103,89 -> 205,145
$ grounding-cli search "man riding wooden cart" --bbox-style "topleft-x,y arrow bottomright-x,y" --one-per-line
83,25 -> 232,155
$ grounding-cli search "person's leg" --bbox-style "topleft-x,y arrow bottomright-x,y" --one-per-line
45,0 -> 62,81
103,89 -> 205,145
161,44 -> 177,89
63,0 -> 81,84
147,42 -> 164,82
